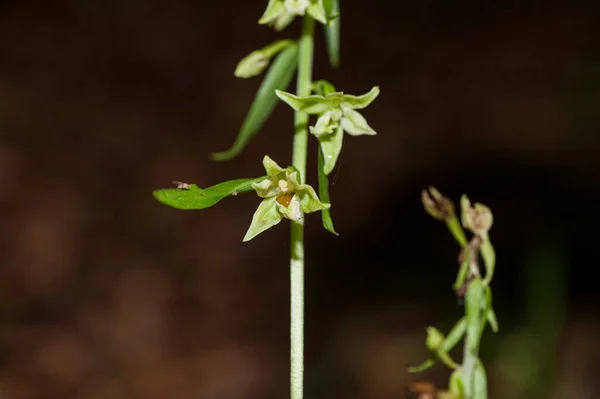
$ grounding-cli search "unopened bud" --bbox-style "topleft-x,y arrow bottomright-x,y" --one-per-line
421,186 -> 455,221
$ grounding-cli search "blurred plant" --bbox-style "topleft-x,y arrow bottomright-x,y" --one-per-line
409,187 -> 498,399
152,1 -> 379,398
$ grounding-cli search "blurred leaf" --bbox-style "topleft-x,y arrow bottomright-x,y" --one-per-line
317,146 -> 338,235
453,248 -> 470,291
153,177 -> 265,210
441,317 -> 466,353
465,277 -> 484,351
481,239 -> 496,285
408,358 -> 436,373
484,286 -> 499,333
473,360 -> 488,399
449,370 -> 465,398
323,0 -> 340,68
212,43 -> 299,161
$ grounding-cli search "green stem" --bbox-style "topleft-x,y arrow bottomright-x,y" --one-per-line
290,15 -> 315,399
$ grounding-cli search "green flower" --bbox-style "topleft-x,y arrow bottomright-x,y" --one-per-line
259,0 -> 327,31
243,156 -> 330,241
276,86 -> 380,175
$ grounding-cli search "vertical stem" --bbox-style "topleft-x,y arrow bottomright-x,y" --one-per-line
290,15 -> 315,399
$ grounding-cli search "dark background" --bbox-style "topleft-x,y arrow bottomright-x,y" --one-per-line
1,1 -> 599,398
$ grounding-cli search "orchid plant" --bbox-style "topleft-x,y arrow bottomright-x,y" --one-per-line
152,2 -> 497,398
153,1 -> 379,398
409,187 -> 498,399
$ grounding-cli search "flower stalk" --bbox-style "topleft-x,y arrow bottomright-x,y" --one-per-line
290,14 -> 315,399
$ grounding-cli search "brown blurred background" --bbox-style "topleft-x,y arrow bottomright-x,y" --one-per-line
1,1 -> 600,398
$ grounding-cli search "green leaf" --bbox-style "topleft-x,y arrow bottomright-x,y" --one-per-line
487,308 -> 499,333
408,358 -> 436,373
449,370 -> 465,398
453,247 -> 470,291
243,197 -> 283,242
275,90 -> 331,114
473,360 -> 488,399
318,146 -> 338,235
153,177 -> 265,210
481,239 -> 496,285
441,317 -> 467,353
465,277 -> 484,352
484,286 -> 499,333
323,0 -> 340,68
212,43 -> 299,161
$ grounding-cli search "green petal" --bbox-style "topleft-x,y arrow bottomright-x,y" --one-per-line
258,0 -> 285,25
243,197 -> 283,241
309,112 -> 336,138
341,86 -> 380,109
262,155 -> 286,176
251,178 -> 278,198
273,11 -> 295,31
307,1 -> 328,24
319,124 -> 344,175
275,90 -> 330,114
296,183 -> 330,213
278,193 -> 303,221
341,108 -> 376,136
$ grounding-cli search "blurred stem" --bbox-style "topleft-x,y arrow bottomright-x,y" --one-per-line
446,216 -> 468,247
290,15 -> 314,399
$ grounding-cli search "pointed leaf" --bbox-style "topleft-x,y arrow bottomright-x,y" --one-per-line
243,197 -> 283,241
481,239 -> 496,285
473,360 -> 488,399
408,358 -> 436,373
441,317 -> 467,353
323,0 -> 340,68
317,146 -> 338,235
342,86 -> 380,109
484,286 -> 499,332
341,108 -> 376,136
465,277 -> 484,352
275,90 -> 331,113
449,370 -> 465,398
212,43 -> 299,161
153,177 -> 266,210
453,247 -> 470,291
